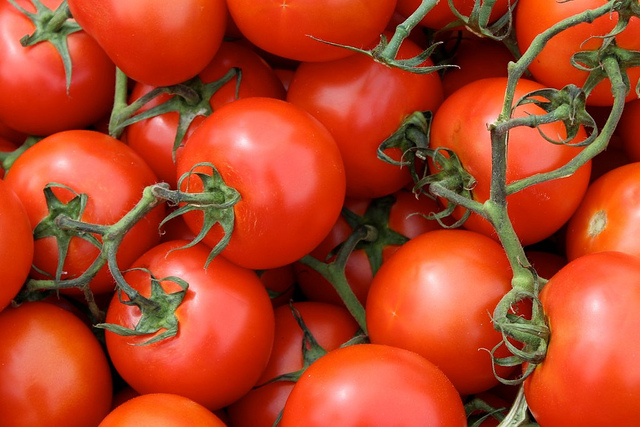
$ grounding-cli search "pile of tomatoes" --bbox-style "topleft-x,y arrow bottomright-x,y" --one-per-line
1,0 -> 640,426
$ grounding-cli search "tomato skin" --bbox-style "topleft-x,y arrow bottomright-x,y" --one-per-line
524,251 -> 640,426
396,0 -> 510,30
0,302 -> 112,427
226,0 -> 397,62
279,343 -> 467,426
287,35 -> 443,198
430,77 -> 592,246
0,0 -> 115,136
4,130 -> 164,295
99,393 -> 226,427
68,0 -> 227,87
176,97 -> 346,270
366,229 -> 517,395
516,0 -> 640,107
619,98 -> 640,162
565,162 -> 640,261
104,240 -> 275,411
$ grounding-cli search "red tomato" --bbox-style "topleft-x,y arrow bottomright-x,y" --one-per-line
366,229 -> 518,395
524,251 -> 640,425
67,0 -> 227,86
0,302 -> 112,426
395,0 -> 510,30
279,343 -> 467,426
515,0 -> 640,106
99,393 -> 226,427
565,162 -> 640,260
176,97 -> 346,270
429,77 -> 592,246
287,35 -> 443,198
619,98 -> 640,162
103,240 -> 275,411
4,130 -> 164,295
0,178 -> 33,310
226,0 -> 397,62
0,121 -> 27,145
227,301 -> 361,427
0,0 -> 115,135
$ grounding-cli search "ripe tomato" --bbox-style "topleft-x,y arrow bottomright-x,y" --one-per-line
279,343 -> 467,426
515,0 -> 640,106
0,178 -> 33,310
524,251 -> 640,425
287,34 -> 443,198
226,0 -> 397,62
429,77 -> 592,246
0,302 -> 112,427
4,130 -> 164,295
99,393 -> 226,427
226,301 -> 361,427
366,229 -> 518,395
0,0 -> 115,136
176,97 -> 346,270
396,0 -> 510,30
565,162 -> 640,260
103,240 -> 275,411
68,0 -> 228,87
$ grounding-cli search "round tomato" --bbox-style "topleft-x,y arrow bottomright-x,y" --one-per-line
227,301 -> 361,427
4,130 -> 164,295
287,34 -> 443,198
0,0 -> 115,136
565,162 -> 640,260
0,178 -> 33,310
279,343 -> 467,426
395,0 -> 510,30
366,229 -> 518,395
226,0 -> 397,62
103,240 -> 275,411
68,0 -> 228,86
0,302 -> 112,427
429,77 -> 592,246
515,0 -> 640,106
176,97 -> 346,270
524,251 -> 640,425
99,393 -> 226,427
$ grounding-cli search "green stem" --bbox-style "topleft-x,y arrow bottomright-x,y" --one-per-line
380,0 -> 439,59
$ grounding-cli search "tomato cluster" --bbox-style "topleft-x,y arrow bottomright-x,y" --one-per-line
1,0 -> 640,425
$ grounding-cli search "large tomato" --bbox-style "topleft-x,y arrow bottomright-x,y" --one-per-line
279,343 -> 467,426
68,0 -> 227,86
287,34 -> 443,198
524,251 -> 640,425
516,0 -> 640,106
429,77 -> 592,246
0,0 -> 115,136
4,130 -> 164,295
0,302 -> 113,426
103,240 -> 275,411
226,0 -> 397,62
366,229 -> 518,395
176,97 -> 346,270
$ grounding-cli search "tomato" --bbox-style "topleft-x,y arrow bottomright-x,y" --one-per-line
0,179 -> 33,310
176,97 -> 346,270
4,130 -> 164,295
294,189 -> 445,307
395,0 -> 510,30
0,302 -> 112,426
287,34 -> 443,198
257,264 -> 297,308
565,162 -> 640,260
366,229 -> 518,395
523,251 -> 640,425
99,393 -> 226,427
0,121 -> 27,145
619,98 -> 640,162
227,301 -> 361,427
279,343 -> 467,426
515,0 -> 640,106
226,0 -> 397,62
103,240 -> 275,411
429,77 -> 592,246
68,0 -> 227,86
0,0 -> 115,136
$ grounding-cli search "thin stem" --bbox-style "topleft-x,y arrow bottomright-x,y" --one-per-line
380,0 -> 439,59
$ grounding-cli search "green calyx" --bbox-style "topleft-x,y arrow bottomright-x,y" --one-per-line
8,0 -> 81,93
